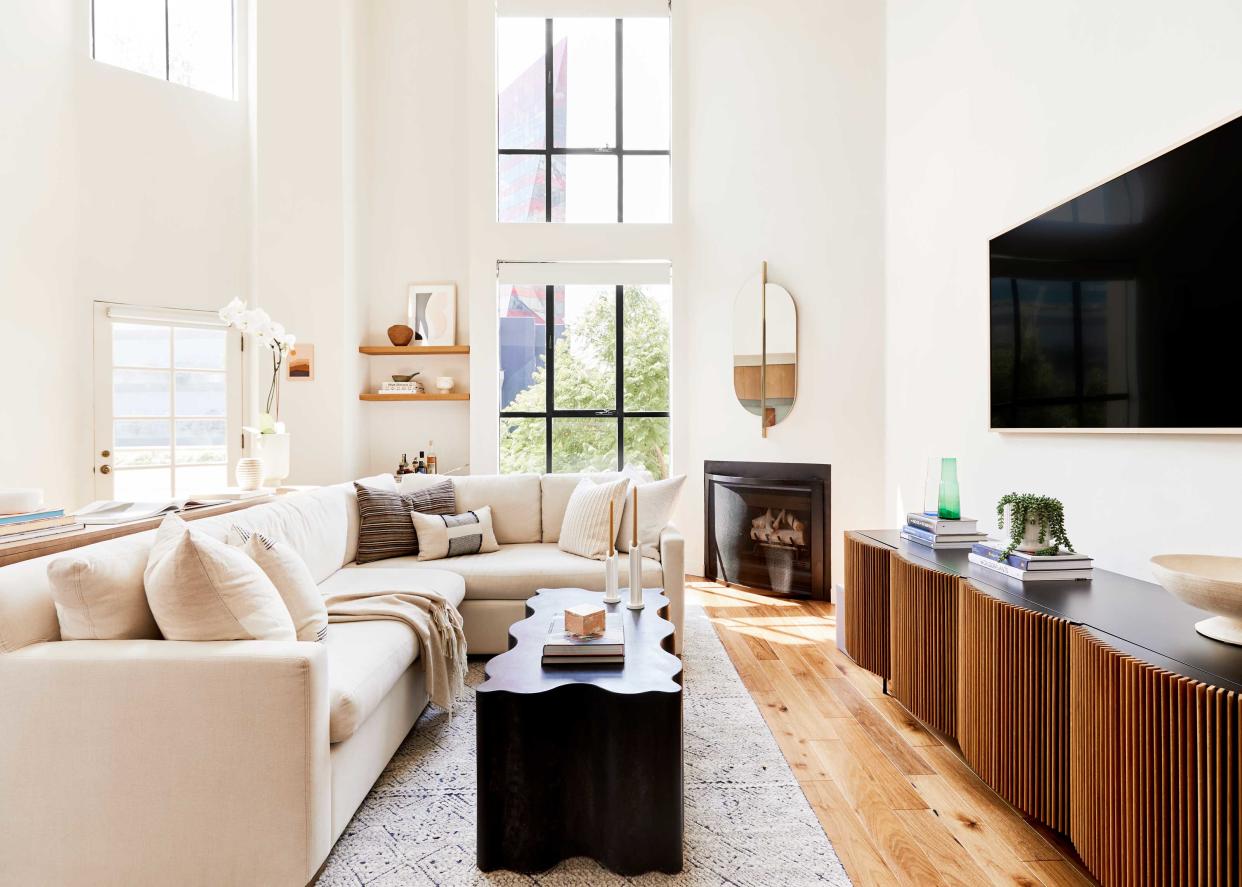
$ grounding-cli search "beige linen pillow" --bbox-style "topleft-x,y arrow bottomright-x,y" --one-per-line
47,543 -> 161,640
411,506 -> 500,561
144,514 -> 295,641
616,474 -> 687,560
230,525 -> 328,642
558,477 -> 631,560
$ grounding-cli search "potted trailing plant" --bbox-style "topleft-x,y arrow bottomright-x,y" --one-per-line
996,493 -> 1075,559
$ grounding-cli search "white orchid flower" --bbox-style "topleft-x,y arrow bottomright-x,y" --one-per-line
219,298 -> 246,325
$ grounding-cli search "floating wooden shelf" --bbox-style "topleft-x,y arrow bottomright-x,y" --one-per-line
359,392 -> 470,402
359,345 -> 470,355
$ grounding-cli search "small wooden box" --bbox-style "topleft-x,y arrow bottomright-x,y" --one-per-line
565,603 -> 606,637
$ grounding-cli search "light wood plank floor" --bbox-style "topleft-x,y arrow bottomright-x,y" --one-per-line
688,578 -> 1098,887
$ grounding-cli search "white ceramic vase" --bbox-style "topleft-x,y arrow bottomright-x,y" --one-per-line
235,458 -> 264,491
603,554 -> 621,604
258,432 -> 291,486
1006,505 -> 1047,553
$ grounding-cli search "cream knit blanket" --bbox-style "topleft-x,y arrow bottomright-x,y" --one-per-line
325,588 -> 467,714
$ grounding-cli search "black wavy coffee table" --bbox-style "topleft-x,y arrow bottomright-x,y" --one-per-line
475,587 -> 683,876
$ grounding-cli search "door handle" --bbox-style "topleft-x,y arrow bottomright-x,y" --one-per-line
99,465 -> 111,475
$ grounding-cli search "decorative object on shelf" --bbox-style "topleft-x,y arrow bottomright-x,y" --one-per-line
937,457 -> 961,519
901,512 -> 987,550
0,489 -> 43,515
235,458 -> 264,491
219,299 -> 296,432
1150,554 -> 1242,645
564,603 -> 606,638
387,324 -> 415,346
732,261 -> 798,437
604,498 -> 621,604
406,282 -> 457,346
628,487 -> 644,610
244,426 -> 291,486
380,376 -> 425,394
996,493 -> 1074,559
287,343 -> 314,380
391,373 -> 418,382
435,376 -> 455,393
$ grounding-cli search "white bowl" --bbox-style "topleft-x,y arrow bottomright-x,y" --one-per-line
0,488 -> 44,515
1150,554 -> 1242,645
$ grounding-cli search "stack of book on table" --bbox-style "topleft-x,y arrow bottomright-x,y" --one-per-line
542,612 -> 625,667
0,507 -> 84,544
901,513 -> 989,550
969,541 -> 1094,582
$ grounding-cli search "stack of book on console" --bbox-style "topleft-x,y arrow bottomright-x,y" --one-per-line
969,541 -> 1094,582
542,612 -> 625,667
901,513 -> 989,550
0,508 -> 84,544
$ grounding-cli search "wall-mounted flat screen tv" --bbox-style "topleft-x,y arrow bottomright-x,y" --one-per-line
989,114 -> 1242,430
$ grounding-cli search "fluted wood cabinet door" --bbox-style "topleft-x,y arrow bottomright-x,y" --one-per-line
958,580 -> 1070,833
1069,627 -> 1241,886
889,552 -> 958,737
843,532 -> 892,679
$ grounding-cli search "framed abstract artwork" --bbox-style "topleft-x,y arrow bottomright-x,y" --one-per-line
406,283 -> 457,346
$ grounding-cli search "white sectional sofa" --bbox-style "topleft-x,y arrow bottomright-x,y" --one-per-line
0,473 -> 684,887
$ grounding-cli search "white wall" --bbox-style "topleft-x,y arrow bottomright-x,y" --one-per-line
0,0 -> 251,510
675,0 -> 889,581
885,0 -> 1242,580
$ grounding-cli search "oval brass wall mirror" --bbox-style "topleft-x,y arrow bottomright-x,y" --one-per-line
732,262 -> 798,436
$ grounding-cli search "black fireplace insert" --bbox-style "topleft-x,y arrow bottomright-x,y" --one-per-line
704,461 -> 831,601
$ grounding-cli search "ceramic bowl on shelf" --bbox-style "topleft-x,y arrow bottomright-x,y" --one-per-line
391,373 -> 418,382
1150,554 -> 1242,645
435,376 -> 455,393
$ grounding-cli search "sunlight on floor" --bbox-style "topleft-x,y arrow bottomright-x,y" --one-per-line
687,578 -> 836,647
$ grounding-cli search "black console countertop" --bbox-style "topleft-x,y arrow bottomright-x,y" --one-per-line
858,529 -> 1242,694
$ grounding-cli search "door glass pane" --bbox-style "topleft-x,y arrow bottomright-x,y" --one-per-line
551,155 -> 617,223
499,418 -> 546,474
623,284 -> 671,411
174,327 -> 227,370
553,285 -> 616,410
114,369 -> 170,417
92,0 -> 167,79
552,417 -> 617,473
175,419 -> 226,465
497,18 -> 547,149
623,416 -> 669,480
167,0 -> 233,98
622,18 -> 670,149
623,155 -> 670,223
114,418 -> 171,469
498,285 -> 548,411
113,467 -> 173,500
552,19 -> 615,149
175,372 -> 226,416
498,154 -> 548,223
113,323 -> 170,368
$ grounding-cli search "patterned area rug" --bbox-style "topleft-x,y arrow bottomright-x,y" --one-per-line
318,604 -> 850,886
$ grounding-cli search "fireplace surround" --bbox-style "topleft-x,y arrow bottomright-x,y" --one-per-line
704,461 -> 831,601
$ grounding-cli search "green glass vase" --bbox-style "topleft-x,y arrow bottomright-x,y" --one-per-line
937,457 -> 960,519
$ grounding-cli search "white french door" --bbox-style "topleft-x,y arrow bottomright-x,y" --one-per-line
92,303 -> 243,500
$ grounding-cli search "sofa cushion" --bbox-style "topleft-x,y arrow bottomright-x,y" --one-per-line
353,480 -> 455,564
617,474 -> 687,560
450,474 -> 542,544
317,565 -> 466,611
46,541 -> 161,641
412,507 -> 500,560
323,620 -> 417,743
367,543 -> 663,601
557,477 -> 630,560
540,472 -> 620,543
230,526 -> 328,642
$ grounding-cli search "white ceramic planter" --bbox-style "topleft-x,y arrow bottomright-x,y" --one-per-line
1005,505 -> 1048,553
258,432 -> 291,485
235,458 -> 264,491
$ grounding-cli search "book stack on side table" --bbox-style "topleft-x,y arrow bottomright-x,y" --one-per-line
901,513 -> 989,550
969,541 -> 1094,582
542,610 -> 625,666
0,508 -> 84,543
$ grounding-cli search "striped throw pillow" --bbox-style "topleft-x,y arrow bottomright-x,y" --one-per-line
411,506 -> 500,561
354,480 -> 455,564
557,477 -> 630,560
230,525 -> 328,642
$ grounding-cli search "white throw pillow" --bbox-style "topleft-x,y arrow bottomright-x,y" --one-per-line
230,525 -> 328,642
558,477 -> 631,561
616,474 -> 686,560
47,544 -> 161,640
144,514 -> 296,641
411,506 -> 501,561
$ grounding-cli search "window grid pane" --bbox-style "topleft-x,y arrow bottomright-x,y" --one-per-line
92,0 -> 234,100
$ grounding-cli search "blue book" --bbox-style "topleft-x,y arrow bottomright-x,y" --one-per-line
0,508 -> 64,526
902,523 -> 986,543
971,541 -> 1092,571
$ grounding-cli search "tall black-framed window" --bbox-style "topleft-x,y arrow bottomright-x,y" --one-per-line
496,16 -> 672,223
499,281 -> 671,478
91,0 -> 236,100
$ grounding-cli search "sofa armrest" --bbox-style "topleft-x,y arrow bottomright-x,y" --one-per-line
660,524 -> 685,655
0,640 -> 331,887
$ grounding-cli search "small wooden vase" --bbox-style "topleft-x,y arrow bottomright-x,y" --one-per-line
387,324 -> 414,346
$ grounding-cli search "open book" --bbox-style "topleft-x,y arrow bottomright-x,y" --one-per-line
74,499 -> 226,525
